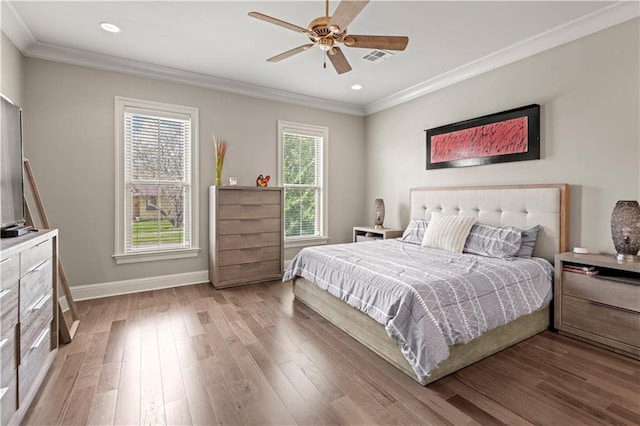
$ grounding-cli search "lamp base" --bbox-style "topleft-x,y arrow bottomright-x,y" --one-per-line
616,253 -> 640,262
374,225 -> 383,230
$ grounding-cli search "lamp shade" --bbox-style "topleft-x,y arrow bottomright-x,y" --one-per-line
611,200 -> 640,261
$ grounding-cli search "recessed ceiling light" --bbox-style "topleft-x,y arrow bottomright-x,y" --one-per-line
100,22 -> 121,33
351,84 -> 363,90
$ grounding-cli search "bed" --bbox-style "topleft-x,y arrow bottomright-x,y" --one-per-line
284,184 -> 569,385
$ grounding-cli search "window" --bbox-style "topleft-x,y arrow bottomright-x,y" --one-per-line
277,121 -> 328,247
114,97 -> 199,263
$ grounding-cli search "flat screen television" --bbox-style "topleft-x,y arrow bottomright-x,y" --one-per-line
1,93 -> 25,231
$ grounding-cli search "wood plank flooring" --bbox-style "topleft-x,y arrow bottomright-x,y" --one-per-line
24,281 -> 640,425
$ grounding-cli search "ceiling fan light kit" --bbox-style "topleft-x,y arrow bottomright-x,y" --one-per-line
249,0 -> 409,75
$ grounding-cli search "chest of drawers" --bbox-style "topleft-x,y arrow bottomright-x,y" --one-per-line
0,230 -> 58,425
209,186 -> 284,288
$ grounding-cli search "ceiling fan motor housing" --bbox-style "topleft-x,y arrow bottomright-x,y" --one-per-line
308,16 -> 346,40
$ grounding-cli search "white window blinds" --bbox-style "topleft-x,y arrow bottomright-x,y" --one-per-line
123,108 -> 192,252
281,127 -> 324,239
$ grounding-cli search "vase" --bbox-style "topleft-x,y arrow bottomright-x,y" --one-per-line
374,198 -> 385,229
215,175 -> 222,186
611,200 -> 640,261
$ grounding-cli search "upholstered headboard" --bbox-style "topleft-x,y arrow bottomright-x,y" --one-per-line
409,184 -> 569,262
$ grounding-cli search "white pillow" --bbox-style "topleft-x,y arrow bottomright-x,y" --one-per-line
421,213 -> 477,254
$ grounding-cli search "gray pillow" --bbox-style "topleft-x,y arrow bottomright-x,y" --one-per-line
463,223 -> 523,258
515,225 -> 541,258
399,219 -> 429,245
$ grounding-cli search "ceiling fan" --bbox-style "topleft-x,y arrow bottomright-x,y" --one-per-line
248,0 -> 409,75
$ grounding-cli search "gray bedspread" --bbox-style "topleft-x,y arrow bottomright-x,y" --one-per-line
283,239 -> 553,383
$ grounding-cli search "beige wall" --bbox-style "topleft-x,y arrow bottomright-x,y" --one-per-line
23,59 -> 366,286
1,32 -> 24,106
365,18 -> 640,255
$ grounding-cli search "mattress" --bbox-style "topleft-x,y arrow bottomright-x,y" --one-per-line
283,239 -> 553,383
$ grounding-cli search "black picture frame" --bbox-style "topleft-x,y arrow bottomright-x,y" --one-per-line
425,104 -> 540,170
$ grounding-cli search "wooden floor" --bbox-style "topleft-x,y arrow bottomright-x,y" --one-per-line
24,281 -> 640,425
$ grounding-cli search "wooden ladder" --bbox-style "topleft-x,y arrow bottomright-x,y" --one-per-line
23,158 -> 80,343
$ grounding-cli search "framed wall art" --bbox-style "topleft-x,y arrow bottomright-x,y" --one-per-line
425,104 -> 540,169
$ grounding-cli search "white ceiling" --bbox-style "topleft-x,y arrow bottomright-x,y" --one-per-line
2,1 -> 638,115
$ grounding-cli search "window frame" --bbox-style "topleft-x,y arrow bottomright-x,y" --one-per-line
114,96 -> 200,264
277,120 -> 329,248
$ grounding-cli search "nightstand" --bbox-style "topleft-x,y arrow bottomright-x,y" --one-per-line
554,252 -> 640,359
353,226 -> 404,243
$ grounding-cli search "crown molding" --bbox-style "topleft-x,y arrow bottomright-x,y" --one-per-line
1,1 -> 36,51
365,1 -> 640,115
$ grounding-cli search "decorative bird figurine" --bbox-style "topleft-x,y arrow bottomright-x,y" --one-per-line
256,174 -> 270,187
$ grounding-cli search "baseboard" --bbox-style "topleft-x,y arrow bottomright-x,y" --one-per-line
59,270 -> 209,308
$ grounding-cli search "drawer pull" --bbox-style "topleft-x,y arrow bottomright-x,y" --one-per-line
589,301 -> 639,315
32,259 -> 51,273
0,387 -> 7,400
31,294 -> 52,311
36,240 -> 49,247
0,289 -> 11,300
31,328 -> 49,350
0,338 -> 7,349
0,257 -> 11,265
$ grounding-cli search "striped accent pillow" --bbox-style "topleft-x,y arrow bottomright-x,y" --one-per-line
421,213 -> 477,254
463,224 -> 522,258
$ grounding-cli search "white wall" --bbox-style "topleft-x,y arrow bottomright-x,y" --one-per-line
1,32 -> 24,105
365,18 -> 640,255
23,58 -> 366,287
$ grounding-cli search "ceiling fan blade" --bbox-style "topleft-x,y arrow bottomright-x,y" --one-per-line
248,12 -> 309,34
267,44 -> 315,63
343,35 -> 409,51
327,47 -> 352,74
328,0 -> 369,33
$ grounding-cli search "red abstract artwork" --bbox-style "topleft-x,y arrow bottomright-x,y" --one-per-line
430,116 -> 528,163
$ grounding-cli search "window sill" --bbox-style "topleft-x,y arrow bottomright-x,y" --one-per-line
284,236 -> 329,249
113,247 -> 200,264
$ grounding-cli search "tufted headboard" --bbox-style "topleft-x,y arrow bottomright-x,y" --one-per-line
409,184 -> 569,262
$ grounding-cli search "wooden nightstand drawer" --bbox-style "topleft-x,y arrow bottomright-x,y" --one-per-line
20,239 -> 52,277
20,258 -> 53,321
563,272 -> 640,313
19,326 -> 51,405
219,246 -> 281,267
562,295 -> 640,348
1,375 -> 17,426
218,218 -> 281,235
0,255 -> 19,290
